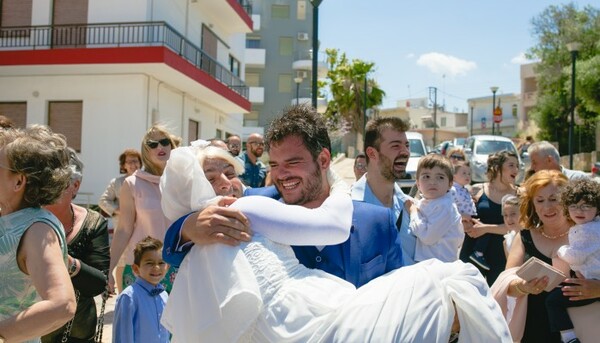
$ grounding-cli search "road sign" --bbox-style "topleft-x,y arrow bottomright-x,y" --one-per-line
493,106 -> 503,123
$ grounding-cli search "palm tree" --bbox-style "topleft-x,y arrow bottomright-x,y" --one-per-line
322,48 -> 385,153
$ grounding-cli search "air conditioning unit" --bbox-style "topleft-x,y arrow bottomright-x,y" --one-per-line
297,71 -> 308,78
297,32 -> 309,41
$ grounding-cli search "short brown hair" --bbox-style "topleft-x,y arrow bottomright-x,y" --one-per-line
119,148 -> 142,174
416,154 -> 453,182
364,117 -> 410,163
133,236 -> 163,266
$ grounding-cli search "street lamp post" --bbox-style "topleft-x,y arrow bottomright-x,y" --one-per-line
567,42 -> 581,170
294,77 -> 303,105
490,86 -> 498,135
310,0 -> 323,109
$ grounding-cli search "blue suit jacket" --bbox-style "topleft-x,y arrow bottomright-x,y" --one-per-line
163,186 -> 403,288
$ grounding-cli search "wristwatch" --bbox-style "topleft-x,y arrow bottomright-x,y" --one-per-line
68,258 -> 78,276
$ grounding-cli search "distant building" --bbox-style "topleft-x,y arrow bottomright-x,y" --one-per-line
467,93 -> 521,138
243,0 -> 326,140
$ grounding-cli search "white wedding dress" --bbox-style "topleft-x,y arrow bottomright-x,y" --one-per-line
159,147 -> 511,343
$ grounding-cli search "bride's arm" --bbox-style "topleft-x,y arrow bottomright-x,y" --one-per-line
230,193 -> 352,246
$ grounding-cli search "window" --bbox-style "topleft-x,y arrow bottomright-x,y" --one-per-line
188,119 -> 200,144
297,1 -> 306,20
246,37 -> 261,49
278,74 -> 292,93
245,73 -> 260,87
441,117 -> 447,127
0,102 -> 27,128
229,55 -> 240,77
216,129 -> 223,139
271,4 -> 290,19
244,111 -> 260,127
279,37 -> 293,56
1,0 -> 32,27
512,104 -> 518,116
48,101 -> 83,152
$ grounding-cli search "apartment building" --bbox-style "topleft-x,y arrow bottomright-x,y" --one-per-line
0,0 -> 252,203
467,93 -> 521,138
243,0 -> 326,139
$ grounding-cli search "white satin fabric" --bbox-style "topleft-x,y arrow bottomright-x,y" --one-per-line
159,146 -> 511,342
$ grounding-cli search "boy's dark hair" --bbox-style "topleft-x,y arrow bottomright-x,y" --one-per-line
452,161 -> 470,174
560,179 -> 600,216
133,236 -> 163,266
416,154 -> 453,182
265,104 -> 331,161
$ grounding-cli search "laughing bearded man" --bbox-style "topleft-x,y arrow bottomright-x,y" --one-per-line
351,117 -> 417,265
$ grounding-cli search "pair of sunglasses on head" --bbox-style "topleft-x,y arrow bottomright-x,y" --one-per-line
146,138 -> 171,149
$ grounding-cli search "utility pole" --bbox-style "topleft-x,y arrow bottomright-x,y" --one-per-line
310,0 -> 323,109
429,87 -> 438,147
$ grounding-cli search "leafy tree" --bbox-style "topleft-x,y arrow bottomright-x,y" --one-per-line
321,48 -> 385,150
527,3 -> 600,154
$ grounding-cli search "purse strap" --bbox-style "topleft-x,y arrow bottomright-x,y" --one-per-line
93,271 -> 110,343
60,290 -> 80,343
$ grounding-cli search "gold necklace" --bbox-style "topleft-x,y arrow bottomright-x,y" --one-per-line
65,204 -> 75,236
538,227 -> 569,239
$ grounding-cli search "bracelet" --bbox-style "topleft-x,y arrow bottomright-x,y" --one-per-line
514,281 -> 529,296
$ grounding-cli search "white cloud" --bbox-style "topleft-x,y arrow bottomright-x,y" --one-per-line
416,52 -> 476,77
510,52 -> 537,64
405,53 -> 415,59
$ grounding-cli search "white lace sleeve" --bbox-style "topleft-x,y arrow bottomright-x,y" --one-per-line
230,191 -> 352,246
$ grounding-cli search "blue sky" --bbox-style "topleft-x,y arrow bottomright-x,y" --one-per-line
318,1 -> 596,113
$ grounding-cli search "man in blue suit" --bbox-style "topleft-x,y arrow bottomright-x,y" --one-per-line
163,105 -> 402,287
352,117 -> 416,265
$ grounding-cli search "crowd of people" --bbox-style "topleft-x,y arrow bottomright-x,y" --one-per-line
0,107 -> 599,342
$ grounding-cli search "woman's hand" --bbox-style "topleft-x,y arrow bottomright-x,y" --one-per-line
518,276 -> 549,295
107,272 -> 116,294
562,272 -> 600,301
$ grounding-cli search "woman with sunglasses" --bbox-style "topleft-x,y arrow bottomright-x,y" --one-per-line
446,147 -> 467,162
108,125 -> 180,294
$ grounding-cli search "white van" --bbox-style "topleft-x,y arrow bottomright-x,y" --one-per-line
397,132 -> 427,192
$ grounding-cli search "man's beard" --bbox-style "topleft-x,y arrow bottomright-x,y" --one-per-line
277,163 -> 324,205
251,146 -> 263,158
379,154 -> 406,181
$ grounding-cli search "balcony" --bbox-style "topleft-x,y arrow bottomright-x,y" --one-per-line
0,22 -> 248,102
245,47 -> 265,68
249,86 -> 264,104
292,50 -> 328,78
291,87 -> 327,113
192,0 -> 253,33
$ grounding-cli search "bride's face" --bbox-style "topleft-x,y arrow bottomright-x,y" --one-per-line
203,157 -> 238,197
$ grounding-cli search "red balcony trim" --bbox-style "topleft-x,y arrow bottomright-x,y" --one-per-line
0,47 -> 250,111
227,0 -> 253,30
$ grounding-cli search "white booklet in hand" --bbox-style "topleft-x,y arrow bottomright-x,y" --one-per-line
516,256 -> 567,292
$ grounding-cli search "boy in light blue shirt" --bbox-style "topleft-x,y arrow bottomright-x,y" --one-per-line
113,236 -> 170,343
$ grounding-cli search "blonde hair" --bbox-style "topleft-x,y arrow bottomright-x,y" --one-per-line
140,124 -> 180,176
197,146 -> 244,175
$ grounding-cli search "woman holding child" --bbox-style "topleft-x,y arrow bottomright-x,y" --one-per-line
460,150 -> 519,285
492,170 -> 574,342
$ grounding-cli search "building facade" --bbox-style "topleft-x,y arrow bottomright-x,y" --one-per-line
0,0 -> 252,203
243,0 -> 326,139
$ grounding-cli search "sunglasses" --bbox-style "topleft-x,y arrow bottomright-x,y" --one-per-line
146,138 -> 171,149
450,155 -> 465,160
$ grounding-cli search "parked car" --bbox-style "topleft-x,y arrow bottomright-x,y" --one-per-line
464,135 -> 523,184
453,137 -> 466,148
397,132 -> 428,192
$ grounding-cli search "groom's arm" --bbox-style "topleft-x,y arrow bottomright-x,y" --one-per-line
163,213 -> 195,268
163,204 -> 252,268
